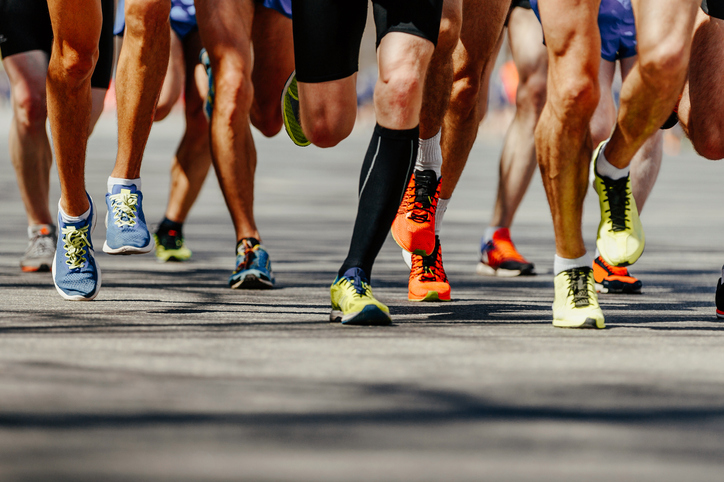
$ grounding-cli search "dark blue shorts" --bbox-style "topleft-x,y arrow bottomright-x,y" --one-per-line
261,0 -> 292,18
530,0 -> 637,61
115,0 -> 198,40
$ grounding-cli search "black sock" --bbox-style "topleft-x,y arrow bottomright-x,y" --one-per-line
338,123 -> 418,280
157,217 -> 183,237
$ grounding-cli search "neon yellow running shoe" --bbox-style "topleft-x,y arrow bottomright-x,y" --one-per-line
281,71 -> 311,147
330,267 -> 391,325
553,267 -> 605,329
153,233 -> 192,262
592,142 -> 644,267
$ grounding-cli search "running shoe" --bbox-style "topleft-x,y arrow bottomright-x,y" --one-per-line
281,71 -> 311,147
408,235 -> 451,302
103,184 -> 153,255
552,267 -> 605,329
716,268 -> 724,319
476,228 -> 535,277
229,237 -> 275,289
200,48 -> 214,119
593,255 -> 642,294
592,142 -> 645,267
153,228 -> 192,262
20,224 -> 57,272
391,169 -> 439,256
53,195 -> 101,301
330,267 -> 391,325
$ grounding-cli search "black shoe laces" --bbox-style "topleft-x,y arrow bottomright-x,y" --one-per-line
414,240 -> 447,282
601,176 -> 630,232
567,267 -> 592,308
409,171 -> 439,223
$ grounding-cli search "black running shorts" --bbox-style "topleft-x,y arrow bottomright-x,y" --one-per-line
702,0 -> 724,20
0,0 -> 115,89
292,0 -> 444,83
511,0 -> 531,9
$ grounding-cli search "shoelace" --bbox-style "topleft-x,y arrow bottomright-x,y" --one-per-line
61,225 -> 90,269
412,244 -> 446,282
406,172 -> 438,223
601,176 -> 630,232
109,190 -> 139,227
567,268 -> 592,308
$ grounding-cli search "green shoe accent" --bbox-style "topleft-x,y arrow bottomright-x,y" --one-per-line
592,142 -> 645,267
281,71 -> 311,147
153,234 -> 192,262
330,268 -> 391,325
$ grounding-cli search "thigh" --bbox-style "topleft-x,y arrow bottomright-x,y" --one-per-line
2,50 -> 49,112
47,0 -> 103,60
631,0 -> 698,60
250,4 -> 294,109
507,6 -> 546,80
456,0 -> 509,79
195,0 -> 254,72
291,0 -> 367,83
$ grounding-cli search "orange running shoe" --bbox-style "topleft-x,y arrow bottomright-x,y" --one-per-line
592,255 -> 642,294
476,228 -> 535,277
391,169 -> 439,256
408,235 -> 450,301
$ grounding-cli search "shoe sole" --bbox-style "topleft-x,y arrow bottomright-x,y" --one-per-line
21,264 -> 51,273
331,305 -> 391,326
230,272 -> 274,290
552,317 -> 605,329
409,291 -> 451,302
103,241 -> 154,255
595,281 -> 642,294
476,262 -> 535,277
717,309 -> 724,319
391,230 -> 433,257
281,72 -> 311,147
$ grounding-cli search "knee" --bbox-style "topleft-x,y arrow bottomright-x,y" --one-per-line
12,87 -> 47,132
638,41 -> 690,90
379,68 -> 425,113
449,72 -> 483,119
251,98 -> 283,137
550,74 -> 599,121
124,0 -> 171,37
305,117 -> 352,148
516,71 -> 547,116
691,128 -> 724,160
213,64 -> 254,119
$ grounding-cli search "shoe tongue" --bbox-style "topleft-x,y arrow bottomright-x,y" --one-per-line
111,184 -> 138,195
342,267 -> 369,293
236,237 -> 260,255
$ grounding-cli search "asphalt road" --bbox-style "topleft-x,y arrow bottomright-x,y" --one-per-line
1,112 -> 724,481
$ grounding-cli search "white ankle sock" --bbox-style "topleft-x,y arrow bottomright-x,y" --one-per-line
595,141 -> 629,180
58,201 -> 91,224
554,253 -> 591,276
435,197 -> 450,236
484,226 -> 501,244
416,129 -> 442,178
108,176 -> 141,192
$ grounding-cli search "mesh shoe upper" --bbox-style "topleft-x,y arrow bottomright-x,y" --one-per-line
104,184 -> 151,251
229,238 -> 275,288
552,267 -> 605,329
21,224 -> 57,272
478,228 -> 535,276
409,235 -> 450,301
330,267 -> 390,325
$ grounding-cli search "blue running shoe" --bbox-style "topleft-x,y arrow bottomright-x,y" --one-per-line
229,238 -> 275,289
53,194 -> 101,301
200,48 -> 214,119
103,184 -> 153,255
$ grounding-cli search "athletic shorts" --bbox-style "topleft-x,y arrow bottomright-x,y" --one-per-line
702,0 -> 724,20
530,0 -> 637,61
0,0 -> 114,89
511,0 -> 531,10
292,0 -> 443,83
115,0 -> 198,40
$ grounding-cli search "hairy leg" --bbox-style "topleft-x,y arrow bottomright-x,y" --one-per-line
678,10 -> 724,160
164,31 -> 212,223
113,0 -> 171,179
490,7 -> 547,228
155,28 -> 185,121
535,0 -> 600,259
46,0 -> 102,216
196,0 -> 261,241
604,0 -> 698,168
439,0 -> 508,199
4,51 -> 53,226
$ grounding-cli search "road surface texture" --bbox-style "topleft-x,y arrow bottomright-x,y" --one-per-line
1,112 -> 723,481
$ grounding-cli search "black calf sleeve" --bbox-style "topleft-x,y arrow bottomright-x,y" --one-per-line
339,124 -> 418,280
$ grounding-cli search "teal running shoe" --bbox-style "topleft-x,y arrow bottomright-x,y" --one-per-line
229,238 -> 275,289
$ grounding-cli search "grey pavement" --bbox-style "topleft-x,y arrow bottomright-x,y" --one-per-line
1,112 -> 724,481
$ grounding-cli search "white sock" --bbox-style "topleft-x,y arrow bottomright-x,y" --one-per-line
484,226 -> 501,244
415,129 -> 442,178
595,141 -> 629,180
58,201 -> 91,224
554,253 -> 591,276
108,176 -> 142,192
435,197 -> 450,236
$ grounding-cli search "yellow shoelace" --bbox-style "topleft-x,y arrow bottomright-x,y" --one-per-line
61,225 -> 91,269
108,189 -> 138,227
